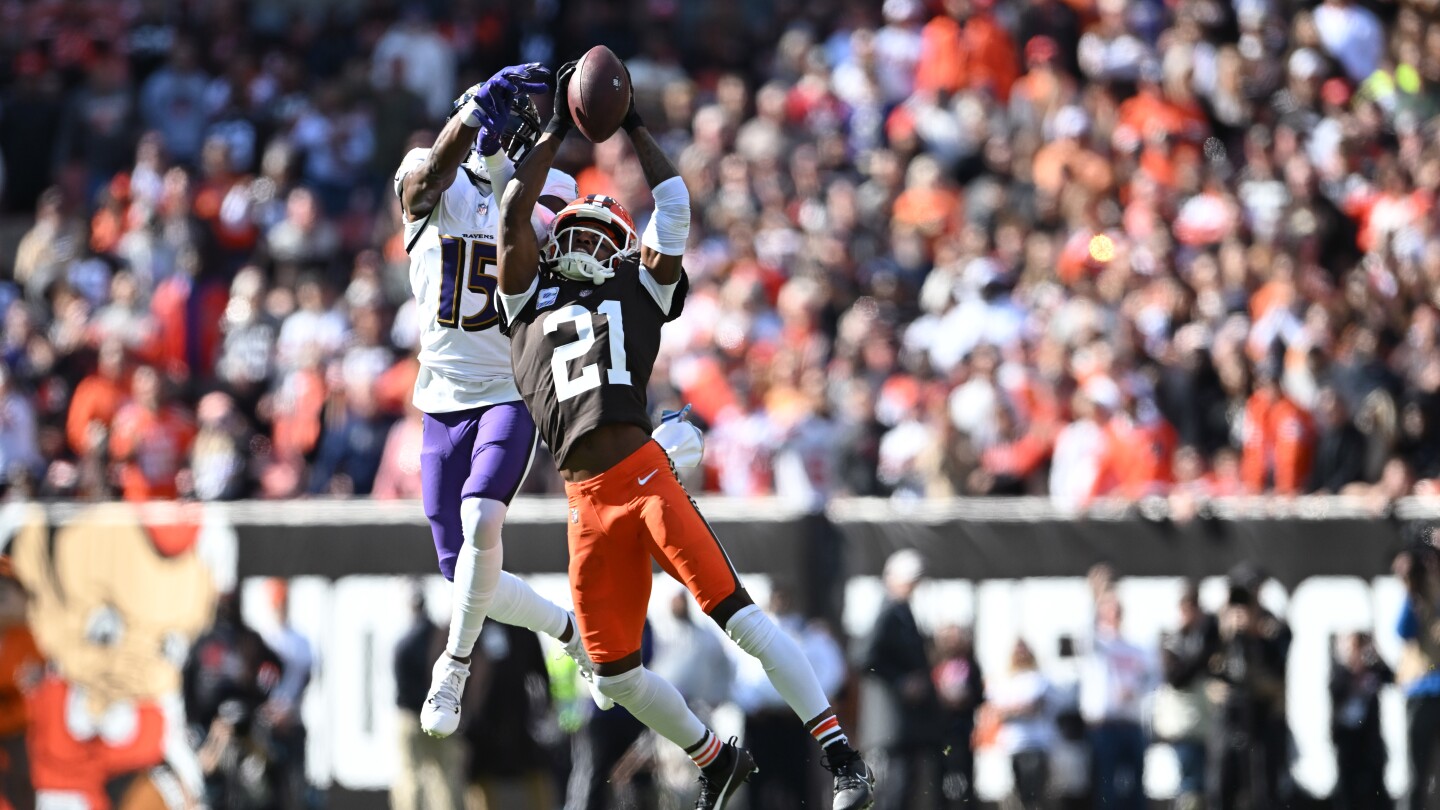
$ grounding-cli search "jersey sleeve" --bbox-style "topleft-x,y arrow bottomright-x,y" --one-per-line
542,169 -> 579,204
640,266 -> 690,323
393,147 -> 430,201
498,277 -> 539,337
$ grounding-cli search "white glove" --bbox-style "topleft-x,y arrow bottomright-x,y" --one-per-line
652,406 -> 704,469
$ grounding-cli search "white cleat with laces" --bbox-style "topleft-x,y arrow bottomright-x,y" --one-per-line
561,616 -> 614,710
420,654 -> 470,737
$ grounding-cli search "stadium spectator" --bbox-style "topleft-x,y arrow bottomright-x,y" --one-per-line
1329,631 -> 1392,810
392,586 -> 463,810
1156,583 -> 1218,810
252,580 -> 314,810
189,391 -> 250,502
0,571 -> 39,810
139,39 -> 210,166
1306,386 -> 1368,493
1079,591 -> 1156,810
1240,360 -> 1314,495
932,625 -> 984,807
989,640 -> 1053,810
860,549 -> 940,810
108,365 -> 194,501
1394,543 -> 1440,810
1209,565 -> 1292,810
372,397 -> 425,500
184,592 -> 285,810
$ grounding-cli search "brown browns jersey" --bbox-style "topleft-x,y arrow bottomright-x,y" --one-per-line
500,259 -> 688,468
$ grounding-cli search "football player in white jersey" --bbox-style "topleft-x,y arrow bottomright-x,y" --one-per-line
394,63 -> 604,737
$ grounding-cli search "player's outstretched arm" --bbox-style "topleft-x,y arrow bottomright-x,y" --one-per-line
622,87 -> 688,286
401,114 -> 479,221
403,63 -> 549,221
498,61 -> 574,296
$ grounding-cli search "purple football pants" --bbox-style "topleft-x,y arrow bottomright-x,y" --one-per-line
421,400 -> 538,581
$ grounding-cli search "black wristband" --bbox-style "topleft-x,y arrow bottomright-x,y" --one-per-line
622,109 -> 644,132
545,118 -> 571,138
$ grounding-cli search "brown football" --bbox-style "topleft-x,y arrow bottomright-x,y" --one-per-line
567,45 -> 631,143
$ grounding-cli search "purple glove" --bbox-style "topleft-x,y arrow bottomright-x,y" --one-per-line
477,122 -> 503,157
455,63 -> 552,133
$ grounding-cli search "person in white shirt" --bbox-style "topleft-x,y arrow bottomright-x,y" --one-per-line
1079,592 -> 1158,810
1313,0 -> 1385,82
1049,384 -> 1117,511
991,640 -> 1056,810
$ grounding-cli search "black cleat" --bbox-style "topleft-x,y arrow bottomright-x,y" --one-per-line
694,739 -> 757,809
824,747 -> 875,810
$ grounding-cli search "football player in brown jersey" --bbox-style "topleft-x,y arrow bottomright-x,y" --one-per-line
494,61 -> 875,810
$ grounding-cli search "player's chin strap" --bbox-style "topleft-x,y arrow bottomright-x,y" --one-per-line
643,176 -> 690,256
652,404 -> 704,469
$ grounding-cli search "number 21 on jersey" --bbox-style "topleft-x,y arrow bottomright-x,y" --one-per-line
545,302 -> 632,402
437,235 -> 499,331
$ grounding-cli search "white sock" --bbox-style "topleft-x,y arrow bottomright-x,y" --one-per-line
445,498 -> 505,658
488,571 -> 573,641
593,666 -> 709,751
725,605 -> 831,723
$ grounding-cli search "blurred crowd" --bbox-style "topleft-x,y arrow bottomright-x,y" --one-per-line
2,0 -> 1440,504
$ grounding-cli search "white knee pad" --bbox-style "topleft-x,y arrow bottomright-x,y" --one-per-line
725,604 -> 778,657
594,666 -> 648,705
461,497 -> 506,551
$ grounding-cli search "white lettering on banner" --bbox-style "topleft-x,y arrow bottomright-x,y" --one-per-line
256,573 -> 1416,800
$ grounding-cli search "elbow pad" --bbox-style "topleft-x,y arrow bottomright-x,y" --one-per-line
642,176 -> 691,256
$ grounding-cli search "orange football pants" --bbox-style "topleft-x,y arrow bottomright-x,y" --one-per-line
564,441 -> 750,665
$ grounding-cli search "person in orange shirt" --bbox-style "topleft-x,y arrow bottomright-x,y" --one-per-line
0,567 -> 40,810
1031,106 -> 1114,197
1089,388 -> 1178,501
108,366 -> 196,501
65,340 -> 128,458
915,0 -> 1020,102
1241,363 -> 1314,495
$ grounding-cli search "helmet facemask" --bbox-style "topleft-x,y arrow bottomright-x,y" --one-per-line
501,96 -> 542,164
543,197 -> 638,285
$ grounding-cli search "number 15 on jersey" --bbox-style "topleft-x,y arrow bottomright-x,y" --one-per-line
437,235 -> 499,332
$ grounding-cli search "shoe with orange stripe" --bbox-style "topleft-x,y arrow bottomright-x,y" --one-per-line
694,738 -> 756,809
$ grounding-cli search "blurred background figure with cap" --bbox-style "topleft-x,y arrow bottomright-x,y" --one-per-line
860,549 -> 941,810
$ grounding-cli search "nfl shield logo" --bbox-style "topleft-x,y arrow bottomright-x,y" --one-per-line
570,508 -> 580,524
477,200 -> 489,217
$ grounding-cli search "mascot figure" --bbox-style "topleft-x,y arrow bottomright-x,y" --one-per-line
10,503 -> 215,810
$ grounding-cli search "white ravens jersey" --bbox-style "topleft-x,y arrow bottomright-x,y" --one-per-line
395,148 -> 578,413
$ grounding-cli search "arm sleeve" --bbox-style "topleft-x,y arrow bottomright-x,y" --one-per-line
640,267 -> 689,321
482,152 -> 514,195
543,168 -> 579,203
642,176 -> 691,256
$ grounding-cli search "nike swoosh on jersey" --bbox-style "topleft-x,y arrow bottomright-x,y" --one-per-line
638,470 -> 658,485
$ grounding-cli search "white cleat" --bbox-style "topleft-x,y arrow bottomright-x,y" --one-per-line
561,617 -> 614,710
420,654 -> 469,737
